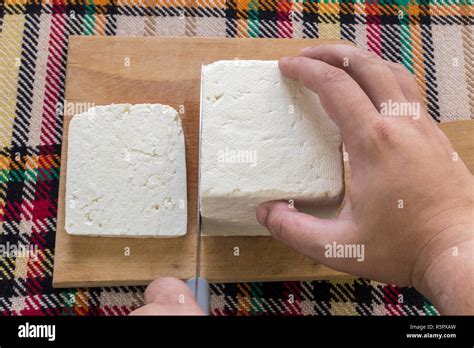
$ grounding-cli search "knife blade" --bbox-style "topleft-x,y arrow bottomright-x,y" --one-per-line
185,61 -> 210,315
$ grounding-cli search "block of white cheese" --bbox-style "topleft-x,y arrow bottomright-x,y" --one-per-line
200,60 -> 344,236
65,104 -> 187,237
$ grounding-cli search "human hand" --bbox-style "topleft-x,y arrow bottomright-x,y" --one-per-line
129,277 -> 205,315
257,44 -> 474,314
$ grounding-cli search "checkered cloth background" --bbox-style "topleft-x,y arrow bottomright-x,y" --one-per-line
0,0 -> 472,316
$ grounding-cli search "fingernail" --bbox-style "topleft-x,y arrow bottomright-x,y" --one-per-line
256,205 -> 269,226
299,47 -> 312,55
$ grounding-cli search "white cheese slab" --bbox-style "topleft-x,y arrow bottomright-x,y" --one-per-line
65,104 -> 187,237
200,60 -> 344,236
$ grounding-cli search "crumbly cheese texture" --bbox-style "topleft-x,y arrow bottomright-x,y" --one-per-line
201,60 -> 344,236
65,104 -> 187,237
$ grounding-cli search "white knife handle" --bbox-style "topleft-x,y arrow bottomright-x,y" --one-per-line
186,277 -> 210,315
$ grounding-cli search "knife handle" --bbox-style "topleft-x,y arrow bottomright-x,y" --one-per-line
186,277 -> 210,315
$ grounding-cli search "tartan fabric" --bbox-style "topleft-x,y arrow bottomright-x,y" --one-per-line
0,0 -> 472,316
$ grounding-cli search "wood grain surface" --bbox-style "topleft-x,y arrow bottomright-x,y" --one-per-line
53,36 -> 473,287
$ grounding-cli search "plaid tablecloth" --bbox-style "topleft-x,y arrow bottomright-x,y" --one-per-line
0,0 -> 472,316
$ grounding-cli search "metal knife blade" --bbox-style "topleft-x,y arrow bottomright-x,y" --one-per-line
185,61 -> 210,314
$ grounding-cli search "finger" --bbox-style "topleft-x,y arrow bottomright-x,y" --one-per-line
384,61 -> 440,130
256,201 -> 356,266
384,61 -> 424,102
278,56 -> 378,148
299,44 -> 407,111
129,301 -> 205,315
145,277 -> 195,305
133,277 -> 205,315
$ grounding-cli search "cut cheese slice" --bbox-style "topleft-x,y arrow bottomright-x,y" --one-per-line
200,60 -> 344,236
65,104 -> 187,237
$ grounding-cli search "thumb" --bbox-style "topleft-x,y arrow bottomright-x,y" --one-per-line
256,200 -> 355,266
130,277 -> 205,315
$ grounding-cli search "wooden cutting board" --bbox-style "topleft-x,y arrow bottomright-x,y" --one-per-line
52,36 -> 474,288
